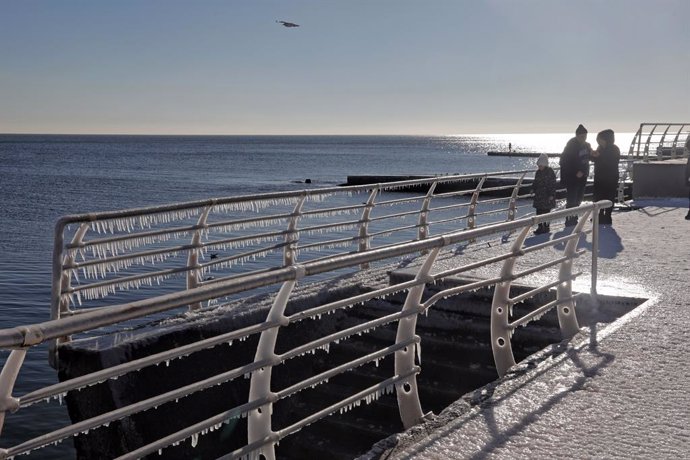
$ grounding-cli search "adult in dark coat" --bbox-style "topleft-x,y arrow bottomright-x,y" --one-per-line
685,137 -> 690,220
559,124 -> 592,225
590,129 -> 620,225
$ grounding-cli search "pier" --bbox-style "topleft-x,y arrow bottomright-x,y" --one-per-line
0,122 -> 688,459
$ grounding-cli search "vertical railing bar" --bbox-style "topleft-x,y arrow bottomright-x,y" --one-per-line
49,222 -> 89,368
556,211 -> 590,338
643,124 -> 658,161
657,124 -> 672,158
628,124 -> 642,157
671,124 -> 687,158
507,172 -> 527,222
417,181 -> 438,243
394,246 -> 440,428
490,225 -> 531,377
247,265 -> 304,460
283,195 -> 307,267
0,349 -> 27,438
591,207 -> 600,306
187,205 -> 213,311
358,187 -> 379,269
58,223 -> 90,318
468,176 -> 487,231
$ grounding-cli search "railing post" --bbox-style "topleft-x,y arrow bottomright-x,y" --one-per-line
643,124 -> 658,161
658,125 -> 672,158
490,225 -> 530,377
0,349 -> 27,437
417,181 -> 437,242
284,195 -> 306,267
187,205 -> 212,311
507,173 -> 527,222
49,222 -> 89,368
358,188 -> 378,269
557,211 -> 589,338
468,176 -> 487,230
58,223 -> 90,318
591,206 -> 600,305
394,247 -> 439,428
670,124 -> 687,158
247,266 -> 303,460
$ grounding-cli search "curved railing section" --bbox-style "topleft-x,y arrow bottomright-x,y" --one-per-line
628,122 -> 690,161
0,200 -> 610,460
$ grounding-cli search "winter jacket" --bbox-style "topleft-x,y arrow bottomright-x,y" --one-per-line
559,137 -> 590,187
532,167 -> 557,210
591,144 -> 620,200
685,155 -> 690,186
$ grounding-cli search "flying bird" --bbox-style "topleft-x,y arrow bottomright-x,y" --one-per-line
276,20 -> 300,28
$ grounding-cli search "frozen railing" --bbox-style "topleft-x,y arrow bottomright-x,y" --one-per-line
0,201 -> 610,459
49,169 -> 551,327
628,123 -> 690,160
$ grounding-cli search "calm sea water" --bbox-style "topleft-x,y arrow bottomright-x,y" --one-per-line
0,133 -> 632,456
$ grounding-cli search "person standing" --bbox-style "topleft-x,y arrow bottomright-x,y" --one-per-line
590,129 -> 620,225
532,153 -> 557,234
559,124 -> 592,226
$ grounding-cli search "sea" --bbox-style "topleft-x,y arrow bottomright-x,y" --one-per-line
0,132 -> 633,457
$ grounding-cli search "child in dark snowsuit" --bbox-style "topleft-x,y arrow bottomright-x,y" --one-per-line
532,153 -> 557,234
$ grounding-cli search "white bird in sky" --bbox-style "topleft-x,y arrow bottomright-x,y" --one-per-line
276,20 -> 300,28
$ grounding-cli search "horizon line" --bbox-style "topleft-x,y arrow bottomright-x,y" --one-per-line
0,131 -> 635,137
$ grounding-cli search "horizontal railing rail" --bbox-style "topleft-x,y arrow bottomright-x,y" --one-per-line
0,200 -> 610,459
50,168 -> 564,328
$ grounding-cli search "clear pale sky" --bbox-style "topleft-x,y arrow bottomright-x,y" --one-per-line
1,0 -> 688,135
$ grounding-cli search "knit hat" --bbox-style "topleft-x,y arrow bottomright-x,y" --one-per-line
597,129 -> 615,144
575,124 -> 587,135
537,153 -> 549,167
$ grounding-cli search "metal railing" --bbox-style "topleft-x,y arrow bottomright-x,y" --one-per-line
0,198 -> 610,460
628,123 -> 690,161
49,169 -> 548,327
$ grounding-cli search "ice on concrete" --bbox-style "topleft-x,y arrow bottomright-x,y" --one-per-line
361,203 -> 690,460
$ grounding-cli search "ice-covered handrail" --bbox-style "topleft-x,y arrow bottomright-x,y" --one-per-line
51,168 -> 566,327
628,123 -> 690,161
0,201 -> 610,459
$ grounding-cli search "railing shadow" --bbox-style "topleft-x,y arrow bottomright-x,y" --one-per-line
467,324 -> 614,459
389,324 -> 615,459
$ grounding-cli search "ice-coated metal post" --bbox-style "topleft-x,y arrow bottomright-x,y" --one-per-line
417,181 -> 437,243
394,247 -> 439,428
358,188 -> 378,269
49,222 -> 89,368
490,225 -> 530,377
468,176 -> 486,230
643,124 -> 658,161
507,173 -> 526,222
670,124 -> 687,158
247,266 -> 303,460
283,195 -> 306,267
0,349 -> 26,437
591,206 -> 600,303
557,211 -> 589,338
187,206 -> 212,311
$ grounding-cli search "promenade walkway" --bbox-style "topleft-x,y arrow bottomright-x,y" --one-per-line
363,200 -> 690,459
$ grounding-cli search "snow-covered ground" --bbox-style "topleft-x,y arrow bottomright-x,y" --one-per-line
362,201 -> 690,459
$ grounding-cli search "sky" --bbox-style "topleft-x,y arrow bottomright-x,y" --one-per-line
1,0 -> 688,135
